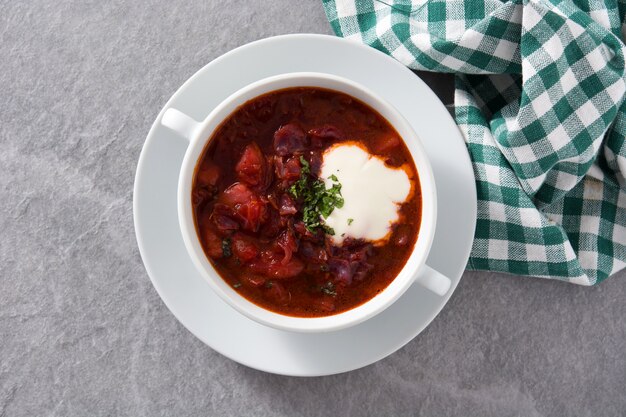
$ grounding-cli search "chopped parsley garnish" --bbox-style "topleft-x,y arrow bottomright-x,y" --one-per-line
222,238 -> 232,258
233,282 -> 242,288
321,281 -> 336,297
322,225 -> 335,235
347,218 -> 354,225
289,156 -> 344,235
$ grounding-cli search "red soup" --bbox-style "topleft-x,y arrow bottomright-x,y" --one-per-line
192,87 -> 421,317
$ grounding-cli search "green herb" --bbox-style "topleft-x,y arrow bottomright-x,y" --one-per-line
233,282 -> 242,289
320,265 -> 329,272
289,157 -> 344,235
265,281 -> 274,289
321,281 -> 336,297
222,238 -> 232,258
288,156 -> 311,199
347,218 -> 354,225
322,225 -> 335,236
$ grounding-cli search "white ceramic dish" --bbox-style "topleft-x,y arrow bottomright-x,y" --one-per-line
133,34 -> 477,376
161,71 -> 450,333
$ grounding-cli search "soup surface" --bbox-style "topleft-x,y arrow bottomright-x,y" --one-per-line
192,87 -> 421,317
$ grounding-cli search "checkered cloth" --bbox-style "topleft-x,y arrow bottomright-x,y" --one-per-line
322,0 -> 626,285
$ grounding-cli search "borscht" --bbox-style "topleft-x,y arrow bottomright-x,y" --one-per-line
191,87 -> 421,317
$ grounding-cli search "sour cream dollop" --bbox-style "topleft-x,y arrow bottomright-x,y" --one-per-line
320,144 -> 412,245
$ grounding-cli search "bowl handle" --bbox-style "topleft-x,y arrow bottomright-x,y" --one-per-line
160,108 -> 200,142
413,264 -> 451,296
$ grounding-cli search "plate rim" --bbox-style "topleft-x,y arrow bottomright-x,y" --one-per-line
133,33 -> 477,376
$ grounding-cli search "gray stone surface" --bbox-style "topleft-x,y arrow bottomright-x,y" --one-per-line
1,0 -> 625,416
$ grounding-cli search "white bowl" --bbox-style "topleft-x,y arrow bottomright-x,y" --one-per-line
160,72 -> 450,333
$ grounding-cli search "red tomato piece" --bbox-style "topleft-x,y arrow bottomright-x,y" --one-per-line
204,228 -> 224,259
220,183 -> 255,206
236,198 -> 267,232
235,143 -> 267,187
231,233 -> 259,263
219,183 -> 268,232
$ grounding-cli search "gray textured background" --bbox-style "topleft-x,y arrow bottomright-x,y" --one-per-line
1,1 -> 625,416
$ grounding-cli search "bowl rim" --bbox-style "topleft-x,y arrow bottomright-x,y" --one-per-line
174,71 -> 438,333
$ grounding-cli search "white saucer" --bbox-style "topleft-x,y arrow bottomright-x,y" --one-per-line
133,34 -> 477,376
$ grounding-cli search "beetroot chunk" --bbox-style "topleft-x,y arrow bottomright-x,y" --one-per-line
299,242 -> 328,264
309,151 -> 323,175
327,241 -> 374,285
274,156 -> 302,184
210,204 -> 240,234
308,125 -> 345,147
276,229 -> 298,265
328,258 -> 358,286
273,123 -> 307,156
278,194 -> 297,216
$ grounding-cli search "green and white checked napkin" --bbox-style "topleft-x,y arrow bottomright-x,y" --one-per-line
322,0 -> 626,285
